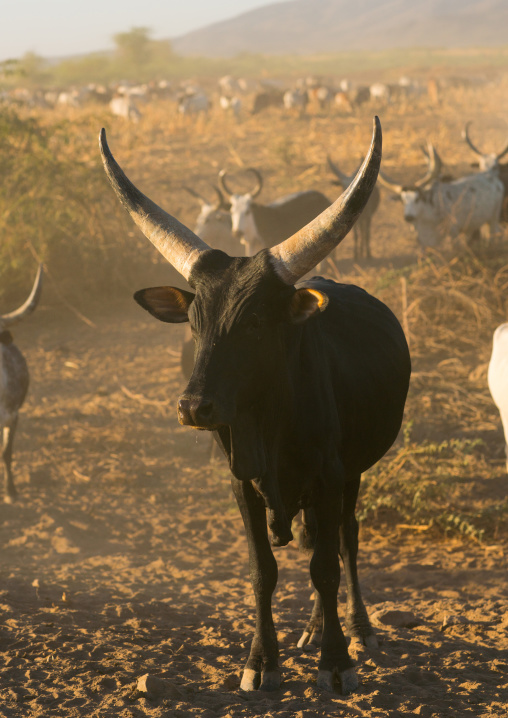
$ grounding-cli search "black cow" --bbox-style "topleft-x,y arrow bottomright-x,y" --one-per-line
99,118 -> 411,695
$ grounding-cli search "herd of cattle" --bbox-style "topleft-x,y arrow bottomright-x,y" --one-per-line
1,72 -> 490,122
180,121 -> 508,262
2,105 -> 508,696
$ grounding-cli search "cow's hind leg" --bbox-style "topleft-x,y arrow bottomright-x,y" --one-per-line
311,471 -> 358,695
339,473 -> 377,648
231,476 -> 280,691
3,417 -> 18,502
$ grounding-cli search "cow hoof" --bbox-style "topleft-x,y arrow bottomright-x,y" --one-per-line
339,667 -> 359,695
297,630 -> 321,652
240,668 -> 260,691
259,670 -> 281,691
364,634 -> 379,649
317,667 -> 359,695
317,670 -> 335,691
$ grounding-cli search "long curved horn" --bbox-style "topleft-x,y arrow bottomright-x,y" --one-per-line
268,117 -> 382,285
414,142 -> 441,187
327,155 -> 352,187
246,168 -> 263,198
99,129 -> 210,281
210,185 -> 228,210
218,169 -> 235,199
462,122 -> 484,157
1,264 -> 43,327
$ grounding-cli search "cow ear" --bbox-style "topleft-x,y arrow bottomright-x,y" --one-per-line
134,287 -> 195,323
288,288 -> 329,324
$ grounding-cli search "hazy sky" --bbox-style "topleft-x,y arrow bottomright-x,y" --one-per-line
1,0 -> 288,61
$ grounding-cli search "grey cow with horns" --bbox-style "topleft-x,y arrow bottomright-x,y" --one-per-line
99,118 -> 411,696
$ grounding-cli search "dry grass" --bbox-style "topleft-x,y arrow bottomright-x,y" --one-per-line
3,72 -> 508,540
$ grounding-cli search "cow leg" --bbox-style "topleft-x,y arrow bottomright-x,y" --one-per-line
311,477 -> 358,695
3,417 -> 18,502
231,476 -> 280,691
297,507 -> 323,651
339,474 -> 377,648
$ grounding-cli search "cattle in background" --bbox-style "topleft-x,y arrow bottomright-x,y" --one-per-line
462,122 -> 508,222
218,168 -> 331,256
250,90 -> 284,115
378,143 -> 504,248
0,265 -> 43,502
327,155 -> 380,260
100,118 -> 411,695
488,324 -> 508,472
178,91 -> 209,116
219,95 -> 242,119
334,91 -> 354,114
109,94 -> 142,122
283,88 -> 308,115
369,83 -> 390,104
182,185 -> 235,254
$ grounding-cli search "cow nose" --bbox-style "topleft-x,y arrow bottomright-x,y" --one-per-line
178,397 -> 215,427
233,229 -> 243,240
404,214 -> 415,223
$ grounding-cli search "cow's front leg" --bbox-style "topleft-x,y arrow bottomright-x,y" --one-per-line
339,474 -> 377,648
231,476 -> 280,691
311,477 -> 358,696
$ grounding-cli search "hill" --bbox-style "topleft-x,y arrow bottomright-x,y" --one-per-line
172,0 -> 508,57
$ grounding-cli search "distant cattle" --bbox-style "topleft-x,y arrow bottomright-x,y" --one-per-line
219,95 -> 242,119
379,143 -> 504,248
109,94 -> 142,122
251,90 -> 284,115
283,88 -> 308,115
218,168 -> 331,257
178,92 -> 209,116
0,265 -> 43,502
462,122 -> 508,222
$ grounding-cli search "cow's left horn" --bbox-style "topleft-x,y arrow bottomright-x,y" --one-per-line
0,264 -> 43,328
268,117 -> 382,285
99,129 -> 210,281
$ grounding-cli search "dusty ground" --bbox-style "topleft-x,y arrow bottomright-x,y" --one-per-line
1,70 -> 508,717
0,303 -> 506,718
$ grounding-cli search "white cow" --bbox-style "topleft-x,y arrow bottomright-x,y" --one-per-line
178,92 -> 209,116
109,94 -> 142,122
283,88 -> 308,114
379,144 -> 504,248
488,323 -> 508,471
183,186 -> 235,253
219,95 -> 242,119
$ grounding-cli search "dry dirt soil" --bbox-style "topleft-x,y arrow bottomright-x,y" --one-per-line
0,301 -> 506,718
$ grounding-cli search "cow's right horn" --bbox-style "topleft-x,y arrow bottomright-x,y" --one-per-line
99,129 -> 210,282
268,117 -> 382,285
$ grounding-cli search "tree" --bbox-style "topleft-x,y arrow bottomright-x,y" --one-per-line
113,27 -> 153,67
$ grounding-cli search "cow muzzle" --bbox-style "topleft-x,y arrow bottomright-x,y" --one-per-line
177,396 -> 219,429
